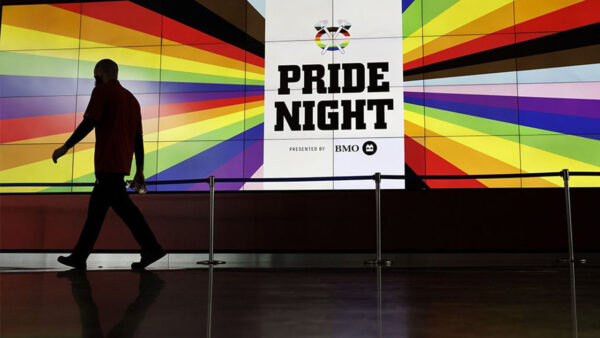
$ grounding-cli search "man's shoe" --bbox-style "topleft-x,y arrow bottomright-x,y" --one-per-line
131,249 -> 166,270
57,255 -> 86,270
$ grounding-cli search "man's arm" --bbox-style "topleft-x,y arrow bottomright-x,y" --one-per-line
130,131 -> 147,193
134,131 -> 144,173
52,118 -> 96,163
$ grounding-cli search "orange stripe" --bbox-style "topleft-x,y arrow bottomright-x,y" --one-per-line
1,4 -> 81,39
0,143 -> 94,172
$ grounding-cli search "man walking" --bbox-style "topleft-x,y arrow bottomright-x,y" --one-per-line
52,59 -> 165,270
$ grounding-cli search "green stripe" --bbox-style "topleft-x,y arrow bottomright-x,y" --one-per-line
407,102 -> 600,167
49,113 -> 264,192
402,0 -> 423,37
422,104 -> 519,136
37,186 -> 73,193
0,51 -> 78,77
423,0 -> 461,28
403,0 -> 461,37
79,60 -> 160,82
245,113 -> 264,130
161,69 -> 245,85
0,51 -> 264,86
519,126 -> 600,167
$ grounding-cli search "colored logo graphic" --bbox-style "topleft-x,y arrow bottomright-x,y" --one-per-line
314,19 -> 351,54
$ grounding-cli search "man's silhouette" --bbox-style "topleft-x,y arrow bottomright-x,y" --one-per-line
53,59 -> 165,270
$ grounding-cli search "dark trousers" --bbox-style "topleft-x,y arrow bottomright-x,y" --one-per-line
72,173 -> 161,260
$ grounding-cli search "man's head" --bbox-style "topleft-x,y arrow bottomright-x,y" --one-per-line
94,59 -> 118,86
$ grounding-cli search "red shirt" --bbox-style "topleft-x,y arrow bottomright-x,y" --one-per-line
83,80 -> 142,175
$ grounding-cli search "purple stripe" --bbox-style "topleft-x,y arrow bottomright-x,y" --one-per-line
0,75 -> 77,97
244,138 -> 264,178
519,97 -> 600,119
188,148 -> 245,191
0,96 -> 76,120
406,91 -> 600,119
404,91 -> 424,101
246,91 -> 264,98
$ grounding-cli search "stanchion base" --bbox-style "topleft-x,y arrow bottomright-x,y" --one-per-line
197,260 -> 226,265
558,258 -> 587,264
365,259 -> 392,267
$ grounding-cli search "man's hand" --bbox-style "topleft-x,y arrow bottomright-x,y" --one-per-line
52,145 -> 68,163
130,171 -> 147,193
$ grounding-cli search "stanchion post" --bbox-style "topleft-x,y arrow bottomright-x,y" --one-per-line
207,264 -> 214,338
366,172 -> 392,266
198,176 -> 226,265
559,169 -> 586,264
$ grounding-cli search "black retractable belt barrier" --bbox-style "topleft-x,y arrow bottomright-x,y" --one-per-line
2,171 -> 599,266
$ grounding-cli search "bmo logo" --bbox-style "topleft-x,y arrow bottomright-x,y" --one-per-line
335,141 -> 377,155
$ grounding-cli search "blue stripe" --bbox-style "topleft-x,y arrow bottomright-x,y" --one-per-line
152,140 -> 244,191
160,81 -> 263,93
1,75 -> 264,97
151,123 -> 264,191
520,110 -> 600,139
243,122 -> 264,140
0,75 -> 77,97
406,96 -> 600,139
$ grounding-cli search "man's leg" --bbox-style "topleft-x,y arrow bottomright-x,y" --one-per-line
59,178 -> 110,268
105,175 -> 164,268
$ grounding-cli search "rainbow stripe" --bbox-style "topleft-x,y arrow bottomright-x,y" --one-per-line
403,0 -> 600,188
0,1 -> 265,192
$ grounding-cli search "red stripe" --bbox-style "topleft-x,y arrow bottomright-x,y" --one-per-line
405,136 -> 485,188
162,16 -> 223,45
0,95 -> 264,143
163,17 -> 262,65
81,1 -> 162,38
50,3 -> 81,14
404,136 -> 426,175
423,31 -> 514,68
425,146 -> 486,188
0,114 -> 75,144
404,0 -> 600,72
158,96 -> 262,117
516,0 -> 600,33
54,3 -> 264,68
246,52 -> 265,68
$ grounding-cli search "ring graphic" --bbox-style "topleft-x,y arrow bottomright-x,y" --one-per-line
314,19 -> 351,54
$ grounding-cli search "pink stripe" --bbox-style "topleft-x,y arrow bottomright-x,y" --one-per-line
403,86 -> 423,93
422,84 -> 517,96
518,82 -> 600,100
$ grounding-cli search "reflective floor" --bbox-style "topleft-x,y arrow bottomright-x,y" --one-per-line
1,264 -> 599,337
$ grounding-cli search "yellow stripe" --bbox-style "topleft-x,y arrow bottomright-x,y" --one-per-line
0,151 -> 75,192
79,13 -> 160,48
161,54 -> 246,80
520,142 -> 600,187
71,142 -> 159,181
405,0 -> 512,54
0,24 -> 80,51
159,110 -> 244,141
404,108 -> 424,137
78,46 -> 161,70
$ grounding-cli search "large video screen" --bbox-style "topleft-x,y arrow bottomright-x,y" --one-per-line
0,0 -> 599,192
